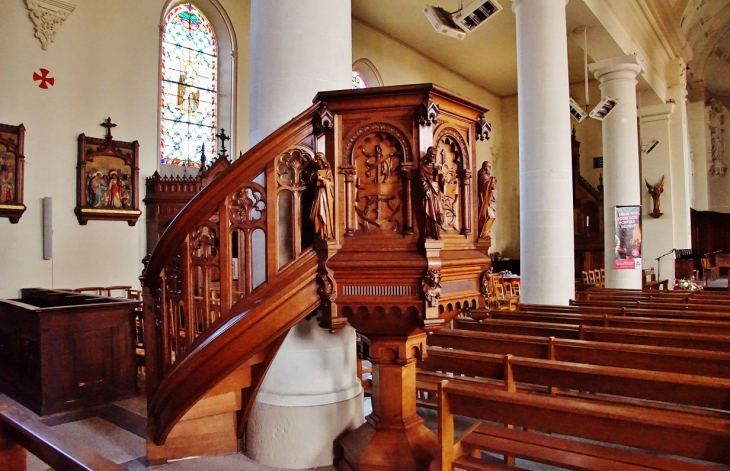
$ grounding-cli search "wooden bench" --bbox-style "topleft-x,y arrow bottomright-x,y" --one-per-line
472,310 -> 730,336
418,347 -> 730,412
454,318 -> 730,352
438,380 -> 730,470
0,404 -> 124,471
428,329 -> 730,378
518,303 -> 730,320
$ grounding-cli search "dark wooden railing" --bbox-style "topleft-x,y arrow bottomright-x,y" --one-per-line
0,405 -> 124,471
143,103 -> 325,444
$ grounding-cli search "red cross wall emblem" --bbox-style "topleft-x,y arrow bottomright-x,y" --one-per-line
33,69 -> 55,89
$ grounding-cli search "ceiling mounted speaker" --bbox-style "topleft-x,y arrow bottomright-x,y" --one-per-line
451,0 -> 503,33
423,5 -> 467,39
569,97 -> 587,123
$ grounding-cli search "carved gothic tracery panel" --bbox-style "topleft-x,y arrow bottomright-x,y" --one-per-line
230,185 -> 266,230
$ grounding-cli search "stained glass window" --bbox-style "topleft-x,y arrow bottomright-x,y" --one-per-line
161,4 -> 217,167
352,70 -> 367,89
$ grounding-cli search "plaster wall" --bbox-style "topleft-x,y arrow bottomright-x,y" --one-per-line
0,0 -> 251,300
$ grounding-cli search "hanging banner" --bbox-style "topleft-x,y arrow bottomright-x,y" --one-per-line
614,205 -> 642,269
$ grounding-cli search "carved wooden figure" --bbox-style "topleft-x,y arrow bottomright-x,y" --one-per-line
0,123 -> 26,223
645,175 -> 665,218
477,161 -> 497,238
76,118 -> 141,225
309,152 -> 335,240
420,146 -> 446,239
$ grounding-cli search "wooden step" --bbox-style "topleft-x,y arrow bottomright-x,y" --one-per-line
146,358 -> 263,465
451,455 -> 518,470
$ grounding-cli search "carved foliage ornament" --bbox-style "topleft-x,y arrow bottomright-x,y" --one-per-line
25,0 -> 76,51
316,272 -> 336,306
479,267 -> 493,298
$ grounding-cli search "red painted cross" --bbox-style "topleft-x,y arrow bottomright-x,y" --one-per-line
33,69 -> 55,89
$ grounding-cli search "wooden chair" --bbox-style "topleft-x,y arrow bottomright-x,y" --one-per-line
599,268 -> 605,281
642,268 -> 668,290
702,257 -> 719,280
494,283 -> 516,311
587,271 -> 596,284
511,281 -> 520,296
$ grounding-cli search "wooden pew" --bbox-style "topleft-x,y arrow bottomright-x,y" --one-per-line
438,380 -> 730,471
0,405 -> 124,471
454,318 -> 730,352
428,329 -> 730,378
571,299 -> 730,312
418,347 -> 730,412
518,303 -> 730,320
475,310 -> 730,335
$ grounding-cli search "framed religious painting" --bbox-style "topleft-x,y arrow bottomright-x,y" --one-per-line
0,123 -> 27,224
75,118 -> 141,226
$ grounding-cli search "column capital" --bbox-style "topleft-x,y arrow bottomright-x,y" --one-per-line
589,54 -> 644,83
512,0 -> 568,11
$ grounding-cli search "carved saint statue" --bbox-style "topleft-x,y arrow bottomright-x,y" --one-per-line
422,269 -> 442,308
477,161 -> 497,238
310,153 -> 335,240
420,146 -> 445,240
645,175 -> 665,215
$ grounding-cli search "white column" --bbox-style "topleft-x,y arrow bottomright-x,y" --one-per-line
247,1 -> 363,468
513,0 -> 575,305
590,55 -> 643,289
667,81 -> 692,252
249,0 -> 352,145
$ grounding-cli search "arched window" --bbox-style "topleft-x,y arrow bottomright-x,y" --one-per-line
161,4 -> 217,167
352,58 -> 383,89
352,70 -> 367,89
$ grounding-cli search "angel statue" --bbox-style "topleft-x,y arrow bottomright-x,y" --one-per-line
645,175 -> 665,215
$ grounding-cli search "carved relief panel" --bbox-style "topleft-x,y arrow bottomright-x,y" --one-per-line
434,127 -> 471,236
346,124 -> 413,235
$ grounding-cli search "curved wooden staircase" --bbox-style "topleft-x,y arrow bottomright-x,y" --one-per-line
141,84 -> 492,470
142,104 -> 325,464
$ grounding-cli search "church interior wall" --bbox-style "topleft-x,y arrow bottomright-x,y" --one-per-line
0,0 -> 162,298
688,100 -> 710,211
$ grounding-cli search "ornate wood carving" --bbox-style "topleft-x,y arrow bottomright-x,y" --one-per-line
418,98 -> 440,126
479,267 -> 493,298
230,186 -> 266,230
0,123 -> 26,223
313,102 -> 333,134
76,118 -> 141,226
422,269 -> 442,307
477,161 -> 497,238
310,153 -> 335,240
434,127 -> 470,235
351,126 -> 408,234
476,115 -> 492,141
24,0 -> 76,51
420,146 -> 446,239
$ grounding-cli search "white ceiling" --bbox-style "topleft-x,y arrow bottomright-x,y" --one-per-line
352,0 -> 591,97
